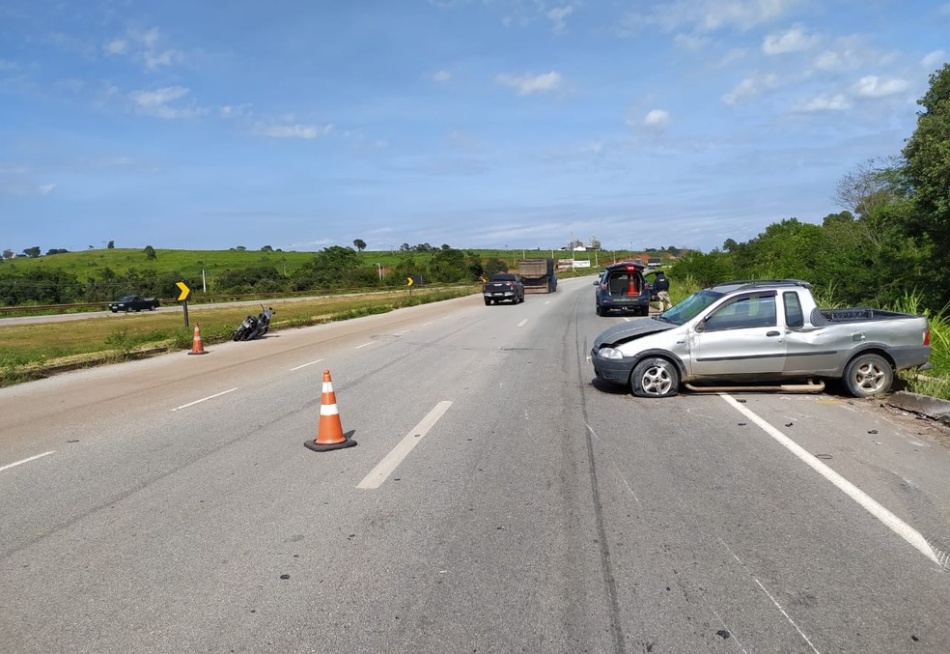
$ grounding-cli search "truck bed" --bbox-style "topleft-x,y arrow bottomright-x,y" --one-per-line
517,258 -> 556,293
817,308 -> 918,323
523,278 -> 555,293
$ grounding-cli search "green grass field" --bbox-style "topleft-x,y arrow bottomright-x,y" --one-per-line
0,246 -> 646,284
0,286 -> 479,385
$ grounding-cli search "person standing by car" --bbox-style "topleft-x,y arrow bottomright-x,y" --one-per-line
652,271 -> 672,311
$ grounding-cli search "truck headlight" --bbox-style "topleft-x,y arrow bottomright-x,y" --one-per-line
597,347 -> 623,360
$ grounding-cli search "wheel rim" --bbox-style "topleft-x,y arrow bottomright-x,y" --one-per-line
853,360 -> 888,393
641,365 -> 673,395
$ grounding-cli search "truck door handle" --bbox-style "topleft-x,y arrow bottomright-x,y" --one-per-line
766,330 -> 780,337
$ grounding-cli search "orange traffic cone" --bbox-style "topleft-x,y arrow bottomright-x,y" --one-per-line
305,370 -> 357,452
188,323 -> 208,355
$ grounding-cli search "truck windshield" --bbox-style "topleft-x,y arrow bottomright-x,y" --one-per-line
655,289 -> 724,325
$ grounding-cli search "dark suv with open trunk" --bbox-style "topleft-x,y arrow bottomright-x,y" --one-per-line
594,262 -> 650,316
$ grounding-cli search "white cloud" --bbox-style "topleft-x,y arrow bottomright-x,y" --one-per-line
259,123 -> 331,139
496,71 -> 562,95
104,39 -> 128,55
144,49 -> 184,70
140,27 -> 161,49
38,183 -> 56,195
643,109 -> 671,130
131,86 -> 189,108
721,73 -> 780,104
762,25 -> 816,55
219,105 -> 251,119
812,36 -> 874,72
104,27 -> 184,70
581,141 -> 605,154
795,94 -> 850,111
674,33 -> 710,50
851,75 -> 910,98
813,50 -> 851,72
922,50 -> 946,69
547,6 -> 575,34
629,0 -> 801,34
433,70 -> 452,83
129,86 -> 203,119
717,48 -> 746,67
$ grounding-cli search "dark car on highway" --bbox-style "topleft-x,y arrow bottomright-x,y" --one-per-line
483,273 -> 525,305
108,295 -> 160,312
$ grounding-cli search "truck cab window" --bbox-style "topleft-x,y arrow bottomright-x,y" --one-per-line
783,291 -> 804,328
705,295 -> 776,331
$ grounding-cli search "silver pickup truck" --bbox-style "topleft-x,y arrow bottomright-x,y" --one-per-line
589,279 -> 931,398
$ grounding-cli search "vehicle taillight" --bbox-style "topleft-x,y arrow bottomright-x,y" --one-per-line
924,328 -> 931,346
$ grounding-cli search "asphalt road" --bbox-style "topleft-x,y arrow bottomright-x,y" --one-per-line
2,277 -> 950,654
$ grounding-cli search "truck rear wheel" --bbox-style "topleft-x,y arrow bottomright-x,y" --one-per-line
843,353 -> 893,398
484,298 -> 492,306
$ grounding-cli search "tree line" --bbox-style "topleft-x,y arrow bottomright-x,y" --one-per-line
674,62 -> 950,313
0,246 -> 511,306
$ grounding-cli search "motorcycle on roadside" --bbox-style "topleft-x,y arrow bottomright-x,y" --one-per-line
232,305 -> 275,341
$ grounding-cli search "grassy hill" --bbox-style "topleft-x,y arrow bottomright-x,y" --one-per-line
0,246 -> 662,281
1,248 -> 323,281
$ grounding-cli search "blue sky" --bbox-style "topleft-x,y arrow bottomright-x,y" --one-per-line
2,1 -> 947,254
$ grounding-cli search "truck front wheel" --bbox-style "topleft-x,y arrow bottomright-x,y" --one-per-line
630,357 -> 679,398
842,353 -> 893,398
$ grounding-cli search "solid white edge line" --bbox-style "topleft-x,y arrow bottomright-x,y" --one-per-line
171,387 -> 238,412
354,342 -> 373,349
357,400 -> 453,490
290,358 -> 324,371
517,319 -> 528,328
720,394 -> 941,566
0,450 -> 55,472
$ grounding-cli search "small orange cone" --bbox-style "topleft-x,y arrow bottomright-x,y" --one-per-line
305,370 -> 357,452
188,323 -> 208,355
